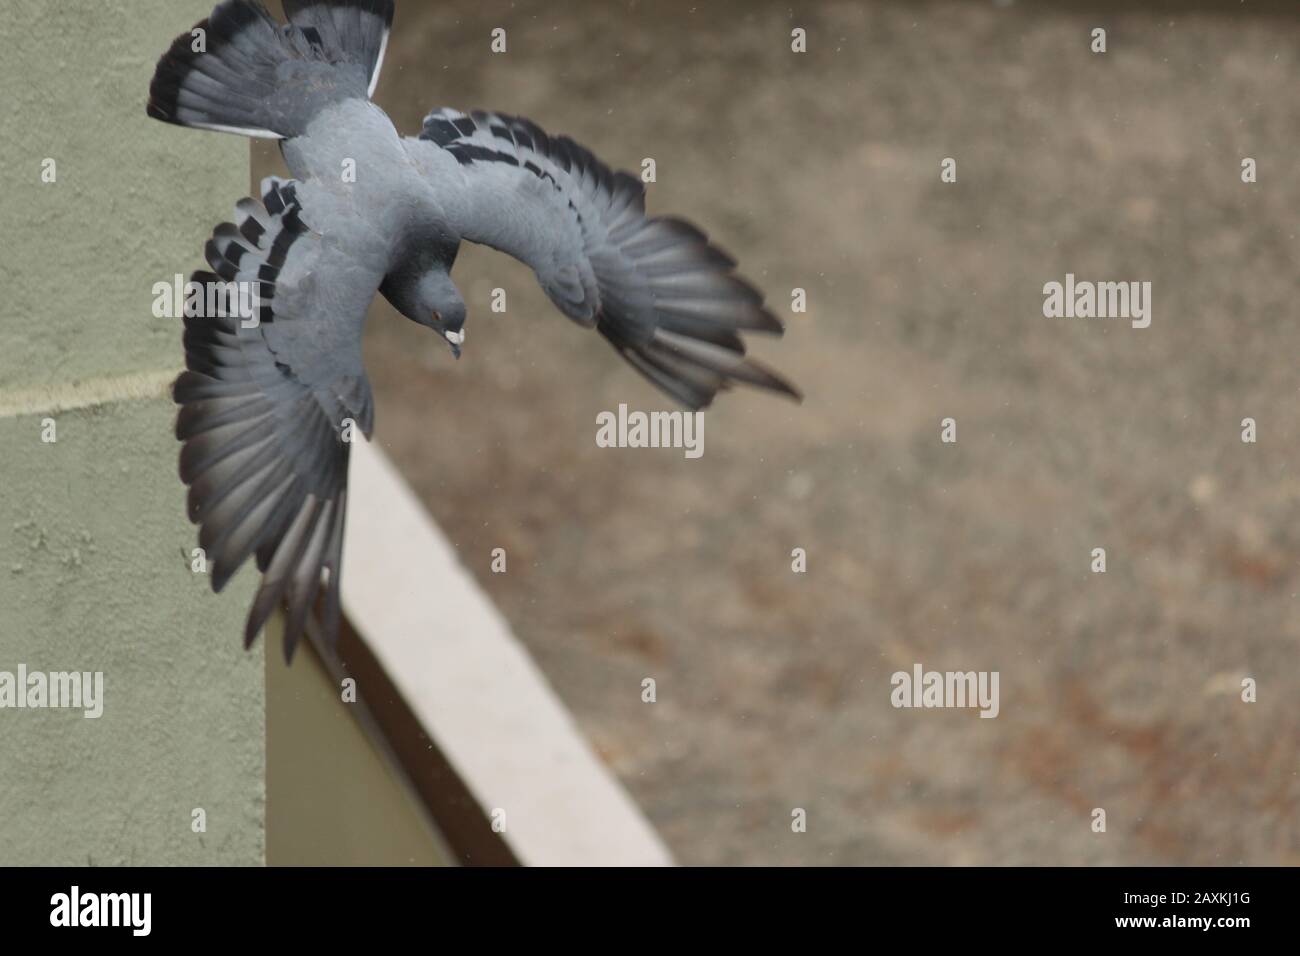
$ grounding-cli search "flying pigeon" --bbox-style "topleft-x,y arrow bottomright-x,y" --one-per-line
148,0 -> 800,661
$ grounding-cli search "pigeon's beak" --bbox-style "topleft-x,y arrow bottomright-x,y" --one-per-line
444,328 -> 465,360
431,311 -> 464,359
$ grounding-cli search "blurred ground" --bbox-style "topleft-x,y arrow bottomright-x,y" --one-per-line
268,0 -> 1299,864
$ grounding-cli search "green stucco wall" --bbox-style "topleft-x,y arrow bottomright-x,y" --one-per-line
0,1 -> 263,865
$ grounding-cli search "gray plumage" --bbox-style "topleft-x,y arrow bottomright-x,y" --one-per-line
149,0 -> 799,660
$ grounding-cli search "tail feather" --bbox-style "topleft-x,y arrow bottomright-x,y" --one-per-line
147,0 -> 394,138
282,0 -> 394,97
147,1 -> 289,138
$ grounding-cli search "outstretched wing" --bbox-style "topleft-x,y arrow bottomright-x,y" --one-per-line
176,178 -> 381,660
405,109 -> 799,410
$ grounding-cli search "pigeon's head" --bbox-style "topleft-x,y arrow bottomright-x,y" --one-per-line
419,270 -> 468,359
382,265 -> 468,359
429,295 -> 467,359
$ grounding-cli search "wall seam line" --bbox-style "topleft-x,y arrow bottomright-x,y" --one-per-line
0,368 -> 179,419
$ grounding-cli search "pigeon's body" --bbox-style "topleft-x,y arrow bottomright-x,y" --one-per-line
149,0 -> 799,659
288,100 -> 443,241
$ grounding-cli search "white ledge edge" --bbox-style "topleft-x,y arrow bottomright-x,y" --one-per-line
341,436 -> 673,867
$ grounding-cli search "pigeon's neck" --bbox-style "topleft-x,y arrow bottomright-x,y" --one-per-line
379,270 -> 431,326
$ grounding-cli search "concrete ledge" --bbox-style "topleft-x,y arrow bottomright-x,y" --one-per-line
342,438 -> 673,867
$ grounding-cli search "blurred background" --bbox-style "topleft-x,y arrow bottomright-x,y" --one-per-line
258,0 -> 1300,865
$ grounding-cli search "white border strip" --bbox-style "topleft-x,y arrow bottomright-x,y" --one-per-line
342,438 -> 673,867
0,368 -> 177,419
